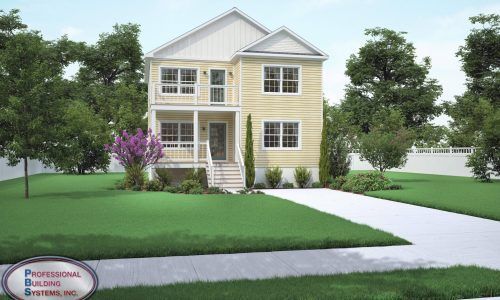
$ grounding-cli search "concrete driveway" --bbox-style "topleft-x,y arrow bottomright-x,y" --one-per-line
264,188 -> 500,269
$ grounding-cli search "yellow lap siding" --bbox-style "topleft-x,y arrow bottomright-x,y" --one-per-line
240,57 -> 323,168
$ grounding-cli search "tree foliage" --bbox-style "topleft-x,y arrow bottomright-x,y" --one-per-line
54,100 -> 112,174
444,14 -> 499,180
0,10 -> 76,198
244,114 -> 255,187
341,28 -> 442,133
358,110 -> 414,172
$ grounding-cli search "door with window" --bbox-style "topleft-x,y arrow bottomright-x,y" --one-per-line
210,69 -> 225,104
209,122 -> 227,160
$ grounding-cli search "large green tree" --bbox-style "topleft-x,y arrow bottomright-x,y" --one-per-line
75,23 -> 147,132
445,14 -> 499,180
0,10 -> 75,198
341,28 -> 442,133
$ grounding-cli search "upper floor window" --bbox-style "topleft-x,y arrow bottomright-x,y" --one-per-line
263,121 -> 300,149
160,68 -> 197,95
263,65 -> 300,94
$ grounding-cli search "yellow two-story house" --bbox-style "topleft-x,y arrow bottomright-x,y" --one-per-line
145,8 -> 328,189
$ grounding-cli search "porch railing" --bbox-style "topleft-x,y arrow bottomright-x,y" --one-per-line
153,83 -> 240,106
236,143 -> 245,188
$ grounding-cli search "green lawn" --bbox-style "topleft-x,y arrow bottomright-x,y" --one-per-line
87,266 -> 500,300
0,174 -> 406,264
359,171 -> 500,221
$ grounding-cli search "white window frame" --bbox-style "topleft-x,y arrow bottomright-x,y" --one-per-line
160,121 -> 194,149
159,66 -> 200,96
262,64 -> 301,95
261,120 -> 302,150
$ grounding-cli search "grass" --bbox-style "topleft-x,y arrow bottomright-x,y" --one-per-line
87,266 -> 500,299
0,173 -> 406,264
358,171 -> 500,221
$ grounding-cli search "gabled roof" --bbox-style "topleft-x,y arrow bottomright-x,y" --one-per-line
232,26 -> 329,61
144,7 -> 271,58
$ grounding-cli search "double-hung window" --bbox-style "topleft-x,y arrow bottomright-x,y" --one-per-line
263,121 -> 300,149
161,122 -> 194,148
263,65 -> 300,94
160,68 -> 197,94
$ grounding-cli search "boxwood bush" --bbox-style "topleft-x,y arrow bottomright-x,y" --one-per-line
340,172 -> 391,194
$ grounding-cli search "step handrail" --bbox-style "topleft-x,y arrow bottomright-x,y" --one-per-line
205,140 -> 214,187
236,143 -> 245,188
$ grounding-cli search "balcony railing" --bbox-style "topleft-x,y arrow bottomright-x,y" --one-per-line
153,83 -> 239,106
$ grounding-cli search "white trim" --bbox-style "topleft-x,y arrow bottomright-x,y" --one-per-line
158,66 -> 200,96
234,26 -> 328,58
261,64 -> 302,95
151,104 -> 241,112
232,51 -> 328,62
208,68 -> 228,104
144,8 -> 270,58
261,120 -> 302,151
208,121 -> 229,162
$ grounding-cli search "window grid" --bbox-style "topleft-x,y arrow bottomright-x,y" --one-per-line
263,66 -> 299,94
161,122 -> 194,148
160,68 -> 197,95
263,121 -> 300,149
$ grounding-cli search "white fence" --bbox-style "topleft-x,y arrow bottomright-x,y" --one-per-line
349,147 -> 478,177
0,157 -> 124,182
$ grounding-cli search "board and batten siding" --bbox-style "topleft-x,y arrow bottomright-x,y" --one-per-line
240,57 -> 323,168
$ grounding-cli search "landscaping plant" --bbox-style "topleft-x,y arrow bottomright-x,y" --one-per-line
105,128 -> 163,188
341,172 -> 391,194
311,182 -> 323,188
155,168 -> 171,187
253,183 -> 266,189
244,114 -> 255,187
185,168 -> 206,184
180,179 -> 203,194
282,182 -> 294,189
294,166 -> 312,188
265,166 -> 283,188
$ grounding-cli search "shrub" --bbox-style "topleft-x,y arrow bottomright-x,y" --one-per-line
164,185 -> 180,193
185,168 -> 205,184
385,184 -> 402,190
330,136 -> 351,178
207,187 -> 225,194
253,182 -> 266,189
282,182 -> 294,189
124,164 -> 146,188
341,172 -> 391,194
155,169 -> 171,187
265,166 -> 282,188
143,180 -> 163,191
329,175 -> 347,190
319,114 -> 330,185
311,181 -> 323,188
187,186 -> 203,194
115,180 -> 126,190
180,179 -> 203,194
466,148 -> 498,182
238,188 -> 264,194
245,114 -> 255,187
294,166 -> 312,188
131,185 -> 142,191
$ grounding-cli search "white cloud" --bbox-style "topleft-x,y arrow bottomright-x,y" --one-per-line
60,26 -> 83,39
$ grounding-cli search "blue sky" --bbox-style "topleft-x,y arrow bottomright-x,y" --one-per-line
2,0 -> 499,125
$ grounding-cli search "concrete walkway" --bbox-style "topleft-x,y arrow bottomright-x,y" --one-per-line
1,189 -> 500,291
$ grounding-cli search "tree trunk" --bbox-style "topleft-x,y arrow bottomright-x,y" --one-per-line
24,157 -> 29,199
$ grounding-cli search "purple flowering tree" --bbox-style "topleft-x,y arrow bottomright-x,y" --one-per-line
105,128 -> 163,187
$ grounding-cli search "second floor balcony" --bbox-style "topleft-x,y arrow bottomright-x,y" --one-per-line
151,83 -> 240,106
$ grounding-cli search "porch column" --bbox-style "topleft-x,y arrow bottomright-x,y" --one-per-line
235,111 -> 241,158
194,110 -> 199,163
149,109 -> 157,180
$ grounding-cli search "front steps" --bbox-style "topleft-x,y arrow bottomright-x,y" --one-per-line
207,162 -> 244,189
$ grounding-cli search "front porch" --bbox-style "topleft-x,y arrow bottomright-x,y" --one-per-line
149,108 -> 245,188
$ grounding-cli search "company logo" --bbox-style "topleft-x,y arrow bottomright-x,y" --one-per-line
1,256 -> 98,300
